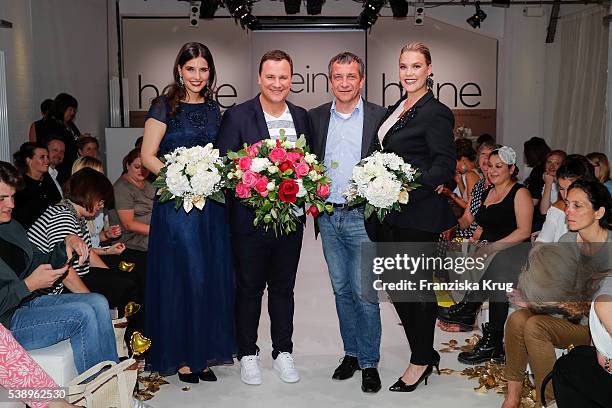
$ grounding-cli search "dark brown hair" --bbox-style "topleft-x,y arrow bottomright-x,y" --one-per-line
259,50 -> 293,75
153,42 -> 217,117
77,136 -> 99,151
0,161 -> 22,189
122,148 -> 141,174
65,168 -> 114,212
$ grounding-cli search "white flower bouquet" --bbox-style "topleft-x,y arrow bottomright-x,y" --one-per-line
153,143 -> 225,212
344,151 -> 420,222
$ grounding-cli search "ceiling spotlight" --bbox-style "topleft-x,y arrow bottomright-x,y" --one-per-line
284,0 -> 301,14
200,0 -> 221,19
389,0 -> 409,18
224,0 -> 259,30
306,0 -> 325,15
466,1 -> 487,29
358,0 -> 384,29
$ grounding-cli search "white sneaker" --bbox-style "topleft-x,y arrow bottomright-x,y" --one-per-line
273,352 -> 300,383
240,355 -> 262,385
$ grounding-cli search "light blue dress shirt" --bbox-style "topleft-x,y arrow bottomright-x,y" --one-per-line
324,98 -> 364,204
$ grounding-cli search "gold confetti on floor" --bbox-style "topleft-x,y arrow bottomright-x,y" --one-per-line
438,340 -> 537,408
134,371 -> 171,401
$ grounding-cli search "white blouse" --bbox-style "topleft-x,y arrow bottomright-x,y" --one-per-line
536,206 -> 568,243
377,102 -> 405,145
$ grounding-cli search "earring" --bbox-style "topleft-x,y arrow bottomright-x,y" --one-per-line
179,76 -> 184,87
426,73 -> 434,89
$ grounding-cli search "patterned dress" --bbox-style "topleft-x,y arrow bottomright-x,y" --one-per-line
455,177 -> 491,239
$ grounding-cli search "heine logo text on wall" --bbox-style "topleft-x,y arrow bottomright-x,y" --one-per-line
138,75 -> 239,109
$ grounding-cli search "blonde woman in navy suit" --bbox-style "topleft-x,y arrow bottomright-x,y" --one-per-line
365,42 -> 456,392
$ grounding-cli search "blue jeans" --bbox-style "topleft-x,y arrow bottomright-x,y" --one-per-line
10,293 -> 119,374
317,207 -> 381,368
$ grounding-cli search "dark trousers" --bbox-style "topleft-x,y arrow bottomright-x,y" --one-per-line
232,226 -> 303,360
553,345 -> 612,408
471,244 -> 530,332
384,225 -> 439,366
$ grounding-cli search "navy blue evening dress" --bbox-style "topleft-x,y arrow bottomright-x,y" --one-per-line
145,96 -> 235,375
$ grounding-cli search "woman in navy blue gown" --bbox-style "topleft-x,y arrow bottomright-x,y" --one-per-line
141,42 -> 234,383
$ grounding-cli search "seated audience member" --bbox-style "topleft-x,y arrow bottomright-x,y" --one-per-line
476,133 -> 495,150
448,141 -> 481,209
0,161 -> 118,375
28,98 -> 53,143
539,150 -> 566,216
77,136 -> 99,159
0,324 -> 78,408
523,137 -> 551,231
114,148 -> 154,288
438,146 -> 533,363
552,273 -> 612,407
12,142 -> 62,229
71,157 -> 123,253
46,137 -> 67,192
502,245 -> 592,408
536,155 -> 595,243
38,93 -> 81,176
27,168 -> 139,314
587,151 -> 612,194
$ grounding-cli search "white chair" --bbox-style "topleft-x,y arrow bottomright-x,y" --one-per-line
28,340 -> 78,386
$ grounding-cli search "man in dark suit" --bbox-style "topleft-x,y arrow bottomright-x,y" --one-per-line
308,52 -> 386,393
217,50 -> 310,386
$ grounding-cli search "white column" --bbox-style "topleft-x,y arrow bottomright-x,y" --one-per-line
0,51 -> 10,162
606,5 -> 612,159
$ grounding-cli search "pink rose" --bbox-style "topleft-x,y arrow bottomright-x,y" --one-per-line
316,183 -> 330,199
246,144 -> 259,158
235,182 -> 251,199
238,156 -> 252,171
286,152 -> 302,163
307,205 -> 320,218
269,147 -> 287,163
242,170 -> 260,188
295,161 -> 309,177
254,176 -> 269,195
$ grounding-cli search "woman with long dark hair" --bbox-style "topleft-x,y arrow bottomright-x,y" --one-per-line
141,42 -> 234,383
365,42 -> 456,392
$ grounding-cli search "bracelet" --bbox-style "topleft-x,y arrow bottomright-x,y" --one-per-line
605,356 -> 611,375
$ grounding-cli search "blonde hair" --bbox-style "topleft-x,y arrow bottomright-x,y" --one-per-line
72,156 -> 104,175
400,42 -> 432,65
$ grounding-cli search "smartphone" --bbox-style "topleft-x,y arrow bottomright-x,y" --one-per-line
64,253 -> 79,267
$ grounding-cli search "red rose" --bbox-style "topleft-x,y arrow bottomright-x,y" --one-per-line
307,205 -> 320,218
278,179 -> 299,203
279,161 -> 293,173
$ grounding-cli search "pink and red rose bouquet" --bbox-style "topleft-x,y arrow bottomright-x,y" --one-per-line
225,134 -> 332,235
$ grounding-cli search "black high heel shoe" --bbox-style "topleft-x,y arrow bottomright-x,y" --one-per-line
389,352 -> 441,392
199,368 -> 217,382
178,371 -> 199,384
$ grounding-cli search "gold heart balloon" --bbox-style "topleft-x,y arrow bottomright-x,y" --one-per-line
124,302 -> 141,318
118,261 -> 135,272
130,331 -> 151,356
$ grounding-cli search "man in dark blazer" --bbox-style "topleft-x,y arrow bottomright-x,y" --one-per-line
307,52 -> 386,393
217,50 -> 310,386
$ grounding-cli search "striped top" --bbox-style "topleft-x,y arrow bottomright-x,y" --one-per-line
264,105 -> 297,142
27,203 -> 92,294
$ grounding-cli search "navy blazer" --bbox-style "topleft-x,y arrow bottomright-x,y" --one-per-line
366,90 -> 457,235
217,95 -> 311,236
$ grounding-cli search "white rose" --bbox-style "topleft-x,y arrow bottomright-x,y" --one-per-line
265,139 -> 276,148
235,169 -> 244,179
266,181 -> 276,191
304,153 -> 317,165
296,179 -> 307,198
267,165 -> 279,174
251,157 -> 272,173
308,170 -> 321,181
